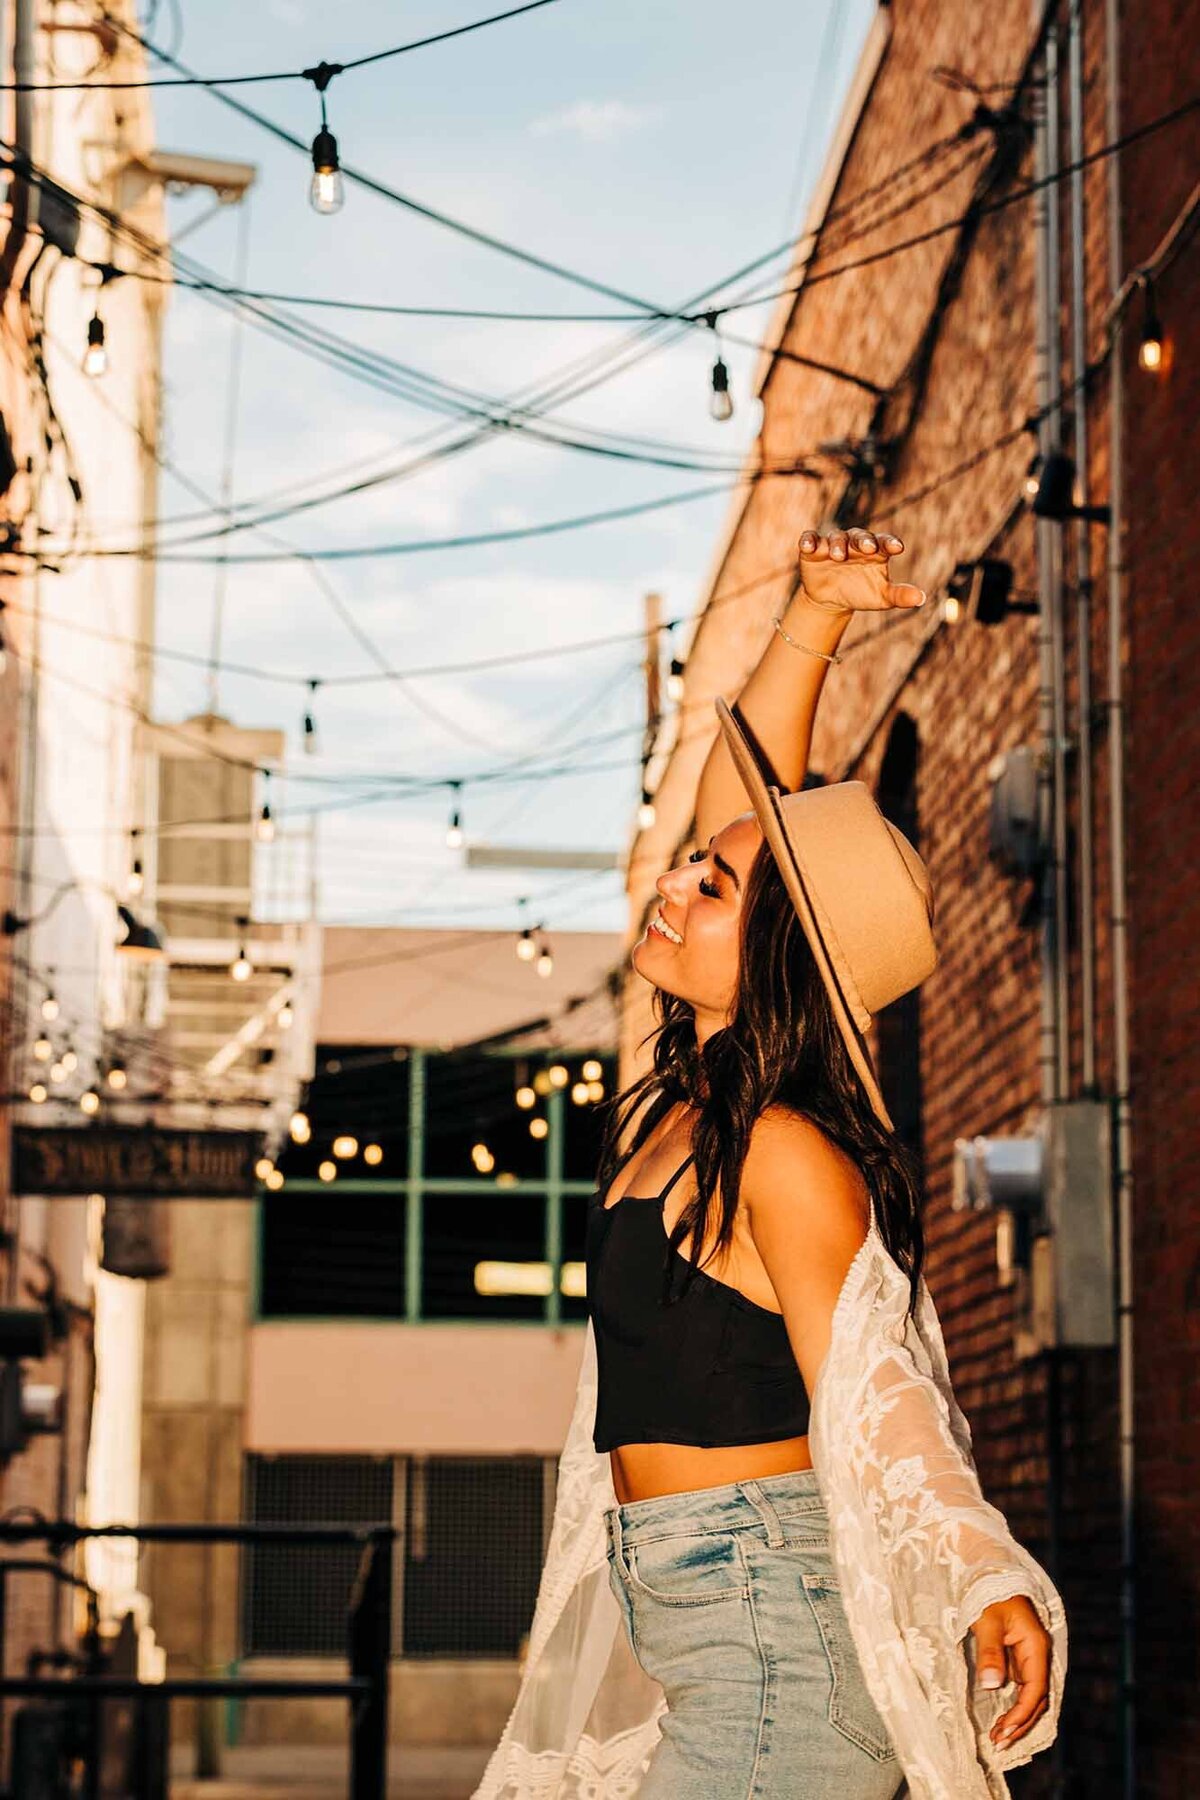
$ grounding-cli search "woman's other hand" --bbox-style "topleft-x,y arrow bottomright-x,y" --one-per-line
968,1593 -> 1053,1751
796,525 -> 926,613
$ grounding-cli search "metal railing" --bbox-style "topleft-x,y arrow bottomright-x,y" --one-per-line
0,1518 -> 393,1800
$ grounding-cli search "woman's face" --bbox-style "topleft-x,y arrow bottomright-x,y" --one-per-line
631,812 -> 763,1038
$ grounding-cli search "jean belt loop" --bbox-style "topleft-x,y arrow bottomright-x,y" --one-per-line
738,1477 -> 785,1548
608,1504 -> 627,1570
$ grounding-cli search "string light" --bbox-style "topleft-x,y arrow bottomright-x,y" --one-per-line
638,789 -> 656,830
571,1081 -> 589,1105
705,312 -> 733,422
307,63 -> 345,216
106,1063 -> 128,1090
230,942 -> 253,982
278,1001 -> 294,1029
536,940 -> 554,978
79,1090 -> 100,1115
516,926 -> 536,961
1137,274 -> 1163,372
83,312 -> 108,378
256,775 -> 275,843
363,1142 -> 383,1165
128,829 -> 144,895
289,1109 -> 311,1143
265,1168 -> 285,1190
515,1084 -> 535,1109
445,779 -> 464,849
318,1158 -> 337,1181
303,679 -> 320,753
60,1048 -> 78,1073
255,1156 -> 275,1181
529,1116 -> 548,1140
586,1078 -> 605,1101
472,1142 -> 495,1173
41,988 -> 60,1022
49,1060 -> 68,1083
547,1063 -> 569,1088
532,1070 -> 552,1096
332,1133 -> 358,1158
581,1058 -> 602,1081
667,657 -> 686,702
29,1082 -> 47,1104
33,1036 -> 52,1062
1023,453 -> 1042,498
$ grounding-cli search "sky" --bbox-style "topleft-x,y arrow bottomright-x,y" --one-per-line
133,0 -> 877,937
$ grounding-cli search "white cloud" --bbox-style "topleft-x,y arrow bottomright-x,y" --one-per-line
529,99 -> 659,144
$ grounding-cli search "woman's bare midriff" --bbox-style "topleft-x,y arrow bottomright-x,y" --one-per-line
609,1436 -> 813,1504
601,1100 -> 813,1505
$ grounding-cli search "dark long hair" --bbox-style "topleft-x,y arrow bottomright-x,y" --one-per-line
596,836 -> 926,1323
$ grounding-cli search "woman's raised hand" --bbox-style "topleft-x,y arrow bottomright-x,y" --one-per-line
796,525 -> 927,614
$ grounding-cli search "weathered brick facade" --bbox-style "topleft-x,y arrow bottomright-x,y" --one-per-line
621,4 -> 1199,1794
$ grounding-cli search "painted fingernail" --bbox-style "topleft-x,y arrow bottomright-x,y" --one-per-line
979,1671 -> 1002,1689
862,537 -> 876,551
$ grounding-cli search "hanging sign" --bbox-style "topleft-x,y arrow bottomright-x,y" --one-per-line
11,1126 -> 264,1197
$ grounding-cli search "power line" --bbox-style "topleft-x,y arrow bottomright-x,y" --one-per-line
0,0 -> 565,90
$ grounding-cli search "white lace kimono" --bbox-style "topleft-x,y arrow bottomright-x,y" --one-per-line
472,1205 -> 1069,1800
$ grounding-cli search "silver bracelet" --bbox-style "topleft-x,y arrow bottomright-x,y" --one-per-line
772,613 -> 844,664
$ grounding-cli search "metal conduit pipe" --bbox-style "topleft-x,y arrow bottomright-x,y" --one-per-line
1067,0 -> 1099,1095
1102,0 -> 1137,1788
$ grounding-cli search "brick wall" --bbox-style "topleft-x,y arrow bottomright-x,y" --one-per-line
620,2 -> 1198,1792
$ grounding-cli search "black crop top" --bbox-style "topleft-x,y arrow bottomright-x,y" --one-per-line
585,1151 -> 810,1452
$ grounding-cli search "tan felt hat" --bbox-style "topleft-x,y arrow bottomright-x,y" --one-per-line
714,695 -> 939,1133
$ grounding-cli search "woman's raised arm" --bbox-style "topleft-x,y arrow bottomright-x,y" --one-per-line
692,524 -> 920,845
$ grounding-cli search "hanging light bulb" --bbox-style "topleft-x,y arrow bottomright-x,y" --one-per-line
256,774 -> 276,844
33,1036 -> 52,1062
581,1059 -> 602,1082
290,1109 -> 311,1143
536,942 -> 554,978
42,989 -> 59,1022
529,1117 -> 549,1140
29,1082 -> 47,1104
515,1084 -> 536,1109
1137,275 -> 1163,373
278,1001 -> 294,1030
1023,453 -> 1042,498
230,943 -> 253,982
83,312 -> 108,378
256,1157 -> 275,1182
79,1090 -> 100,1116
548,1063 -> 569,1089
363,1142 -> 383,1166
49,1060 -> 68,1083
303,679 -> 319,754
516,926 -> 536,962
710,354 -> 733,422
586,1079 -> 605,1102
106,1062 -> 128,1090
638,789 -> 656,831
332,1134 -> 358,1159
446,781 -> 464,850
318,1159 -> 337,1182
265,1168 -> 286,1191
667,657 -> 685,703
60,1048 -> 78,1073
571,1081 -> 590,1105
310,126 -> 344,215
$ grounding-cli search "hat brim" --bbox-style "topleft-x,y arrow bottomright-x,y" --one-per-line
713,695 -> 895,1132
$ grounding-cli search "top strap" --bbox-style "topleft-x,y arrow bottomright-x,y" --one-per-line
658,1151 -> 695,1204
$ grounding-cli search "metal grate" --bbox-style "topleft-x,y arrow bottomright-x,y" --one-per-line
402,1456 -> 549,1658
240,1454 -> 553,1659
241,1455 -> 395,1657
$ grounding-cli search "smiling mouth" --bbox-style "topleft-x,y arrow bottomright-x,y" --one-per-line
648,914 -> 683,945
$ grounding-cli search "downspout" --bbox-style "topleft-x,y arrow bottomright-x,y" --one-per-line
1067,0 -> 1098,1093
1102,0 -> 1136,1790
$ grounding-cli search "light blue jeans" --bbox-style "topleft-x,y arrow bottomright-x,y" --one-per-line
604,1467 -> 904,1799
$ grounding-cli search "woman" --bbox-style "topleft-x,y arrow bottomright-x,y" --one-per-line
474,526 -> 1067,1800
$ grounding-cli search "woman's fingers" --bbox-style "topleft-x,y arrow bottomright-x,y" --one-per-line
798,526 -> 905,560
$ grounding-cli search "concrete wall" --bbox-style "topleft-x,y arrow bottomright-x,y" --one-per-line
247,1321 -> 585,1456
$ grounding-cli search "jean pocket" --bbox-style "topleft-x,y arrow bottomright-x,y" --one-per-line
623,1530 -> 748,1607
801,1573 -> 897,1763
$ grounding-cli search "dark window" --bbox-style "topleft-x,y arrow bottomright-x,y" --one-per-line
421,1189 -> 546,1320
260,1191 -> 405,1317
241,1454 -> 393,1657
424,1052 -> 546,1182
276,1043 -> 410,1182
402,1456 -> 547,1657
874,715 -> 926,1161
562,1053 -> 616,1181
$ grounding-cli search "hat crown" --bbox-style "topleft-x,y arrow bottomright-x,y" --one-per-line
773,782 -> 938,1030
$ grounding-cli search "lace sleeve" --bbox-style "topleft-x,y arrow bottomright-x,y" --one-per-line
809,1238 -> 1069,1800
